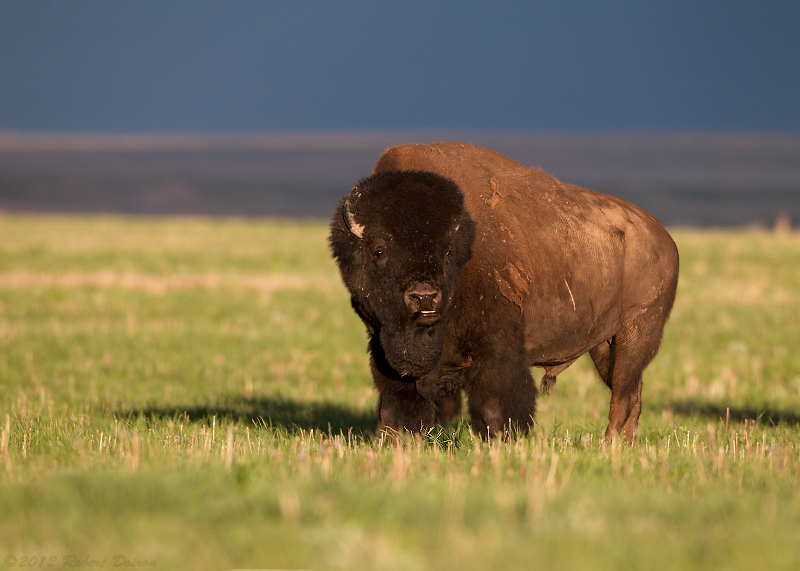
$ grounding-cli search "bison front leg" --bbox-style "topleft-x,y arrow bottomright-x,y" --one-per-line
434,390 -> 462,424
465,354 -> 537,439
371,356 -> 436,434
376,383 -> 436,434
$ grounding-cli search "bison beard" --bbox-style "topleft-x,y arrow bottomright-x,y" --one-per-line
330,143 -> 679,440
375,321 -> 446,379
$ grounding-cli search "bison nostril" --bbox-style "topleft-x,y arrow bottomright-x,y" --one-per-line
405,283 -> 442,313
413,293 -> 437,311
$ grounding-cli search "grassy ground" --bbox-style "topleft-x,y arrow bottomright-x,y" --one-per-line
1,215 -> 799,571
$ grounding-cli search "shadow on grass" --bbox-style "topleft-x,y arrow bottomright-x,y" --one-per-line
668,399 -> 800,426
119,395 -> 378,436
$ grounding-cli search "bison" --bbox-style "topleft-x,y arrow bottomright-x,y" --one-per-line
329,142 -> 678,439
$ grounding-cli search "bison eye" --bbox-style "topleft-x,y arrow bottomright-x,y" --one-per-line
372,245 -> 386,259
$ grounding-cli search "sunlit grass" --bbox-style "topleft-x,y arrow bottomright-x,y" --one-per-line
1,215 -> 799,570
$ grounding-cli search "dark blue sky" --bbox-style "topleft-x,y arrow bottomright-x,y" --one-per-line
1,1 -> 798,133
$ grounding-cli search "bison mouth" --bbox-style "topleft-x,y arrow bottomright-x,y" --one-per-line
414,310 -> 440,326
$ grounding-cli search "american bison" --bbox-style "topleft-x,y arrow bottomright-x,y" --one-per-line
329,142 -> 678,439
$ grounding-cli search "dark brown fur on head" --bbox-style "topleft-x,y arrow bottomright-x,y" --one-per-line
329,171 -> 475,378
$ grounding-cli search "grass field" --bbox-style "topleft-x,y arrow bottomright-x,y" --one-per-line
1,215 -> 799,571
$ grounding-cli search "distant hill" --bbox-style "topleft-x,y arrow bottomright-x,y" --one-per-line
1,131 -> 798,227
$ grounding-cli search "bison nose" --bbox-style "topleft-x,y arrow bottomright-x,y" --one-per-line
404,283 -> 442,314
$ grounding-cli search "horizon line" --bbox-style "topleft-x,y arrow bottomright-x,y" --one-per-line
2,129 -> 799,152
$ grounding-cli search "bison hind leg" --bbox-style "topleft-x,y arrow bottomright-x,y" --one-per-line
589,336 -> 642,441
601,307 -> 671,441
589,339 -> 613,383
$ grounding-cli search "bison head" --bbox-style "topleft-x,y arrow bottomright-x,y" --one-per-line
330,171 -> 476,378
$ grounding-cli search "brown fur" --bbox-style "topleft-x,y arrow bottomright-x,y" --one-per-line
333,142 -> 679,439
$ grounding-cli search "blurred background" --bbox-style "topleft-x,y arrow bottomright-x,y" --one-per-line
1,1 -> 799,227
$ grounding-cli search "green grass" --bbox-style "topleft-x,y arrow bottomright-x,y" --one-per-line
1,214 -> 799,570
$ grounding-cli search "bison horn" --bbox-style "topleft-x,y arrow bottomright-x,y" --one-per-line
343,189 -> 365,239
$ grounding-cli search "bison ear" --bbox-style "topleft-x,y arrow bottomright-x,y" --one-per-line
343,186 -> 365,239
